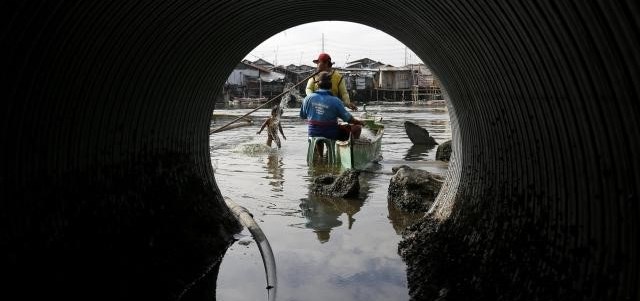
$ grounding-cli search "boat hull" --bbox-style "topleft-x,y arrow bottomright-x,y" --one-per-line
336,124 -> 384,170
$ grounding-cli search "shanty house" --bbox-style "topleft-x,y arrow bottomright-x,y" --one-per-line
225,61 -> 284,99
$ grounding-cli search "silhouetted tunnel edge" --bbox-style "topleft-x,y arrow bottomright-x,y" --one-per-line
2,1 -> 638,300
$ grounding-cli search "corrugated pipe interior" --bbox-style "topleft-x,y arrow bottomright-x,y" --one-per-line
2,1 -> 639,300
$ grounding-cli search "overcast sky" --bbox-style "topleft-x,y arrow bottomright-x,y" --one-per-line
244,21 -> 423,68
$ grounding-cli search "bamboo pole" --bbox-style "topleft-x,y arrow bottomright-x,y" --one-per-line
210,120 -> 253,133
210,71 -> 319,135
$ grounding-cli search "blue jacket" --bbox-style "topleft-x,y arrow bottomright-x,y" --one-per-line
300,89 -> 353,139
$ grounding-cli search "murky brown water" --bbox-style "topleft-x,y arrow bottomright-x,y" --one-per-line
210,101 -> 451,301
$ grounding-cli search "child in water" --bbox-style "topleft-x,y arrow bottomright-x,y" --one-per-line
257,106 -> 286,149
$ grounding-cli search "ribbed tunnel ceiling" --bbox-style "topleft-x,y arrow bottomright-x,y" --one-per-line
3,1 -> 639,300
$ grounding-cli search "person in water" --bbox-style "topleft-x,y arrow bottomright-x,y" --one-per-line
305,52 -> 358,111
301,71 -> 363,141
257,106 -> 286,149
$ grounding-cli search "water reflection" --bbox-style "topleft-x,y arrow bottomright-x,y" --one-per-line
387,201 -> 425,235
357,163 -> 383,198
300,194 -> 365,243
403,144 -> 435,161
264,152 -> 284,192
425,119 -> 449,135
427,119 -> 448,126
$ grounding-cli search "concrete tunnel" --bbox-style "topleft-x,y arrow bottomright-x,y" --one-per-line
2,1 -> 638,300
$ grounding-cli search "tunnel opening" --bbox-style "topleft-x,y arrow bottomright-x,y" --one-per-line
208,21 -> 455,301
3,1 -> 638,300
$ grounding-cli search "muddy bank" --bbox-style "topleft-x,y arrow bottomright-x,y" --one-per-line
399,197 -> 588,301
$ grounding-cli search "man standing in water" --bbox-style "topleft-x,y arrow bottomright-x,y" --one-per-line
301,71 -> 363,143
306,53 -> 358,111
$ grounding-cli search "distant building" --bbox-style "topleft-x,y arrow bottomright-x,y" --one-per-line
374,65 -> 442,101
285,64 -> 315,74
343,59 -> 442,102
251,58 -> 275,69
406,64 -> 442,101
224,61 -> 284,100
376,66 -> 413,90
337,68 -> 377,103
221,58 -> 441,104
345,58 -> 387,69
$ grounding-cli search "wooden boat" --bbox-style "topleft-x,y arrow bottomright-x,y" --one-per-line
307,119 -> 384,170
336,119 -> 384,170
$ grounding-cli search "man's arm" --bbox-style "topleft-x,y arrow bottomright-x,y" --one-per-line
349,116 -> 364,125
257,119 -> 268,134
334,97 -> 354,123
300,96 -> 310,119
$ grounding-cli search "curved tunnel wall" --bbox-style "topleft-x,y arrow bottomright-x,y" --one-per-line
2,1 -> 638,300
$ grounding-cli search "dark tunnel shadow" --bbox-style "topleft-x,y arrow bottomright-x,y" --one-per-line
2,2 -> 638,301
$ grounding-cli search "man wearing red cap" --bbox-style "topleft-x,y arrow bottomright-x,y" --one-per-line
306,53 -> 358,111
301,71 -> 363,142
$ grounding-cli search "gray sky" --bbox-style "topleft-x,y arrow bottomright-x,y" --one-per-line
244,21 -> 423,68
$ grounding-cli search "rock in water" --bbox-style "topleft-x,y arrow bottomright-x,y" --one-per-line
435,140 -> 452,161
310,169 -> 360,198
388,165 -> 444,212
404,121 -> 438,146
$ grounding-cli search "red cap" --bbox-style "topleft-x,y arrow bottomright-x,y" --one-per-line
313,53 -> 332,64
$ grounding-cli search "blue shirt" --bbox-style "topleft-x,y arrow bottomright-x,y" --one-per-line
300,89 -> 353,139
